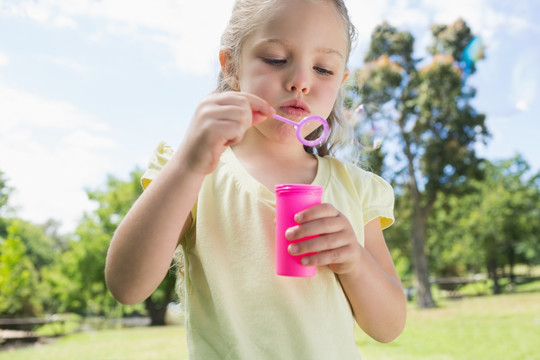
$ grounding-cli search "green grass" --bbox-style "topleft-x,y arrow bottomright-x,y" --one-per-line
2,291 -> 539,360
357,292 -> 540,360
0,326 -> 188,360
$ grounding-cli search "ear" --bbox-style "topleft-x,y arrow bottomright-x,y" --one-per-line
341,68 -> 350,86
219,49 -> 230,73
219,49 -> 238,90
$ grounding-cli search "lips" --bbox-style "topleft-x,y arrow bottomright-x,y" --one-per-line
279,99 -> 310,118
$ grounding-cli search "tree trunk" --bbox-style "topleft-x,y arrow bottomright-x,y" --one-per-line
143,269 -> 177,326
507,245 -> 516,283
487,258 -> 501,295
411,210 -> 436,308
144,297 -> 168,326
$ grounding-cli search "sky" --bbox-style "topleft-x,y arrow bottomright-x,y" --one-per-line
0,0 -> 539,234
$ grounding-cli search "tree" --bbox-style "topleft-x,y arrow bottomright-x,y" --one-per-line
463,157 -> 540,293
346,19 -> 488,307
0,171 -> 67,316
426,156 -> 540,294
0,170 -> 14,239
0,222 -> 43,316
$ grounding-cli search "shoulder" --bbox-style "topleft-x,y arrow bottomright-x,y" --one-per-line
323,156 -> 392,192
140,141 -> 175,189
321,156 -> 395,229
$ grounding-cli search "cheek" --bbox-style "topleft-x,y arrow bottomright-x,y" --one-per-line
238,65 -> 279,99
316,83 -> 342,115
242,79 -> 273,99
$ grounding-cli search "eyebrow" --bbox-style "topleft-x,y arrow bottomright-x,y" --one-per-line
257,38 -> 344,59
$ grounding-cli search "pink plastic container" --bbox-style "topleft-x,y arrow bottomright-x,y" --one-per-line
275,184 -> 323,277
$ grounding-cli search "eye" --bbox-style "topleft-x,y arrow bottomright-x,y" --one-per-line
314,66 -> 334,76
262,58 -> 287,66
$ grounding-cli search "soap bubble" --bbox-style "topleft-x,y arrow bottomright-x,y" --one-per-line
346,103 -> 388,151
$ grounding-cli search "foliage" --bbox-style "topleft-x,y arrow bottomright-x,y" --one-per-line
0,170 -> 14,239
0,167 -> 178,321
0,222 -> 44,316
387,155 -> 540,295
426,156 -> 540,293
41,169 -> 150,316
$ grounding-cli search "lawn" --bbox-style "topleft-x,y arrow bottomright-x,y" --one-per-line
0,325 -> 188,360
357,291 -> 540,360
1,291 -> 539,360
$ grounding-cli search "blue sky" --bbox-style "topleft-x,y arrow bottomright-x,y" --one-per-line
1,0 -> 539,233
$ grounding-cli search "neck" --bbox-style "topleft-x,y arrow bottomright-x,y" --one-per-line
231,128 -> 319,188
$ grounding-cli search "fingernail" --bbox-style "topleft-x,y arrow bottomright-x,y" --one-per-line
301,257 -> 310,266
288,244 -> 298,255
285,227 -> 296,239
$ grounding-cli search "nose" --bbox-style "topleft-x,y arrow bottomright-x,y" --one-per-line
286,64 -> 310,94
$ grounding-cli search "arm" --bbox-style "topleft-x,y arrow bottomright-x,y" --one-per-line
105,92 -> 275,305
336,218 -> 406,342
286,207 -> 406,342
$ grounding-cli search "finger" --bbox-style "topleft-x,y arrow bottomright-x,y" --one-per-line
238,92 -> 276,124
285,215 -> 342,241
214,91 -> 275,125
301,244 -> 359,271
294,203 -> 340,224
288,231 -> 350,256
216,118 -> 249,146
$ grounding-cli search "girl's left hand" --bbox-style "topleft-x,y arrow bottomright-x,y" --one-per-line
285,203 -> 361,275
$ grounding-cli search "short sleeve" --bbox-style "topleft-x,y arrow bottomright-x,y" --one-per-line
141,141 -> 174,190
362,172 -> 395,230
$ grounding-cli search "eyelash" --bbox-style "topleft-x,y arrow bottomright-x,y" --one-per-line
262,58 -> 286,66
314,66 -> 334,76
262,58 -> 334,76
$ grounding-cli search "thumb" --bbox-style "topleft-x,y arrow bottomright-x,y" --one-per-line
239,91 -> 275,125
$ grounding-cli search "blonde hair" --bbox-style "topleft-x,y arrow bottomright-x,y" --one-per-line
217,0 -> 358,156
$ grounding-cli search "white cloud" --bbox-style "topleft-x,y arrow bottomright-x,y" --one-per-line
62,130 -> 117,149
52,14 -> 77,28
39,54 -> 87,72
1,129 -> 107,232
0,52 -> 9,66
7,1 -> 51,23
0,0 -> 234,75
0,85 -> 106,132
0,82 -> 116,232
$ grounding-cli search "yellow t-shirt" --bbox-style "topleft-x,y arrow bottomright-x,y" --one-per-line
142,142 -> 394,360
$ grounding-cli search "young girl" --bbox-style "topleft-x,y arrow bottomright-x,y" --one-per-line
105,0 -> 406,358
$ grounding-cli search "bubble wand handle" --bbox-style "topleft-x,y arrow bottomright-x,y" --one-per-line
272,114 -> 299,126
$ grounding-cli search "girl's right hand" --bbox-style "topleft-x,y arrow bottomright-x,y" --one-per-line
180,91 -> 275,175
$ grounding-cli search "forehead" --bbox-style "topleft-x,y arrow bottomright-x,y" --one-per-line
247,0 -> 349,57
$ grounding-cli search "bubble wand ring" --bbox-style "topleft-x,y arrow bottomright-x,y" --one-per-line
272,114 -> 330,147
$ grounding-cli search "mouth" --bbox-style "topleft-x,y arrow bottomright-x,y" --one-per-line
279,99 -> 310,118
